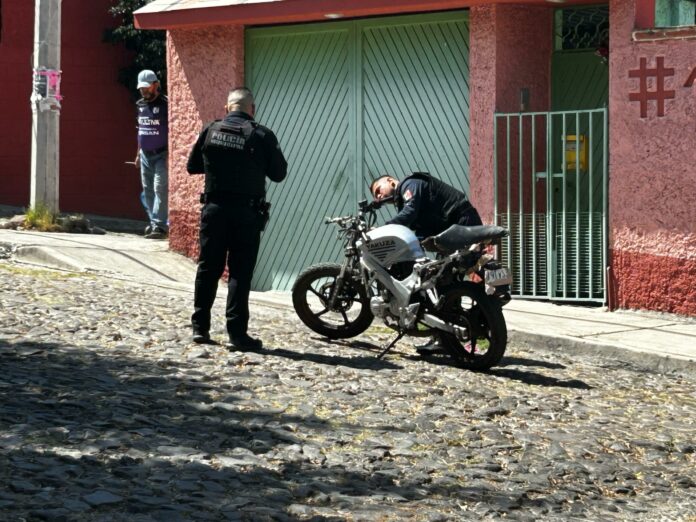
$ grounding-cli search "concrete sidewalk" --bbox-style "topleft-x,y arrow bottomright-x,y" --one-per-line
1,228 -> 694,373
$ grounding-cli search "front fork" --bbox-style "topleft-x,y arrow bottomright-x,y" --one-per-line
328,254 -> 357,311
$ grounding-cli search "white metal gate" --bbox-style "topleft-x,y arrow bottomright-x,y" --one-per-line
494,109 -> 608,302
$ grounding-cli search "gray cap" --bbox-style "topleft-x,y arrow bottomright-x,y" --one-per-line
137,70 -> 159,89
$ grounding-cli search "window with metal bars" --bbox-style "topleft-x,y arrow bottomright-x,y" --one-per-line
554,6 -> 609,51
635,0 -> 696,30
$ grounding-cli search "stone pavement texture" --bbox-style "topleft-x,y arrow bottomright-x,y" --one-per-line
1,228 -> 694,373
1,229 -> 696,521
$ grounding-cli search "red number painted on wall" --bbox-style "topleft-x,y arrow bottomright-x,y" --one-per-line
629,57 -> 696,118
628,57 -> 675,118
685,67 -> 696,88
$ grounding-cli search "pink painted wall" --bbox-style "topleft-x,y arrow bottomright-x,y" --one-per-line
470,5 -> 552,222
609,0 -> 696,315
167,26 -> 245,258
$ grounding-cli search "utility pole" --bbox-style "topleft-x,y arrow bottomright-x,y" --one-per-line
30,0 -> 62,214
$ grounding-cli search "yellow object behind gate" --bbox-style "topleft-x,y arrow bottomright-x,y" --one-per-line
564,134 -> 587,171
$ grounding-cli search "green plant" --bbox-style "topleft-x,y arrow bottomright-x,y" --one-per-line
104,0 -> 166,96
24,203 -> 61,232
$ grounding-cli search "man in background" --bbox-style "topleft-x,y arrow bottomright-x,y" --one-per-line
134,69 -> 169,239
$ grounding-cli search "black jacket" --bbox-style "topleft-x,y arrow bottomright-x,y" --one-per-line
389,172 -> 475,237
187,111 -> 287,197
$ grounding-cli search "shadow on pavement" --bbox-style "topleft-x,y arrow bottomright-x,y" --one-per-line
2,338 -> 508,519
405,352 -> 591,389
255,346 -> 403,371
305,336 -> 582,387
498,356 -> 567,370
487,368 -> 592,390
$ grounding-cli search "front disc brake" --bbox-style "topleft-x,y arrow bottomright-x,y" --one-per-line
320,281 -> 355,312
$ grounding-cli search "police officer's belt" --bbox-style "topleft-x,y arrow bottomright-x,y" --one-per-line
200,192 -> 264,206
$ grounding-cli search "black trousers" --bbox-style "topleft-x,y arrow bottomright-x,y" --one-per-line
456,205 -> 483,227
192,201 -> 262,338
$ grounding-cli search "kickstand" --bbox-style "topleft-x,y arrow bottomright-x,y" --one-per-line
376,331 -> 404,360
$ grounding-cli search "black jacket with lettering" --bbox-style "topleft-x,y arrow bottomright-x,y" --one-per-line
187,111 -> 287,196
389,172 -> 474,237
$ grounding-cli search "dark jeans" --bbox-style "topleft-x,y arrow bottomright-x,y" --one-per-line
139,149 -> 168,231
192,201 -> 262,338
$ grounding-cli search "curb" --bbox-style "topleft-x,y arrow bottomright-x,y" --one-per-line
509,330 -> 696,375
250,293 -> 293,311
14,245 -> 84,272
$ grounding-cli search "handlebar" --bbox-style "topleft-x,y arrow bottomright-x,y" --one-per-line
359,196 -> 394,212
324,195 -> 395,229
324,215 -> 352,225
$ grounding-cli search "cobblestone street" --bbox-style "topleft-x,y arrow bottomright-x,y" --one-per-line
1,262 -> 695,521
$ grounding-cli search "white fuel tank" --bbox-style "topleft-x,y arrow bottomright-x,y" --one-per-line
359,224 -> 425,268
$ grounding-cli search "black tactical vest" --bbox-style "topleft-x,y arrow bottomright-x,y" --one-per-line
395,172 -> 473,232
201,120 -> 267,196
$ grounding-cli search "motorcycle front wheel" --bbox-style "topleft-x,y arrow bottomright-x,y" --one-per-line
438,282 -> 507,371
292,263 -> 374,339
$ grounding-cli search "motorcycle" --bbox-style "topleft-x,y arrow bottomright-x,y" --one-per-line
291,199 -> 512,370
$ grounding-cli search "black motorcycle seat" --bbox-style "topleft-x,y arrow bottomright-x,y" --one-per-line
429,225 -> 509,252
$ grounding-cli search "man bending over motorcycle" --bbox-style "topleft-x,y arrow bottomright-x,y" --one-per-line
370,172 -> 483,354
370,172 -> 482,235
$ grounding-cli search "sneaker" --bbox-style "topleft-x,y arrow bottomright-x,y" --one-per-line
415,338 -> 446,355
145,227 -> 168,239
144,225 -> 153,236
226,334 -> 262,351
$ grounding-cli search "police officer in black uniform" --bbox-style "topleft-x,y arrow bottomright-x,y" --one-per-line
370,172 -> 482,236
187,87 -> 287,350
370,172 -> 482,354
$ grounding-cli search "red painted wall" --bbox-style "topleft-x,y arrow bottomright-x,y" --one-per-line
469,4 -> 552,223
0,0 -> 142,219
609,0 -> 696,315
0,0 -> 33,206
167,26 -> 244,259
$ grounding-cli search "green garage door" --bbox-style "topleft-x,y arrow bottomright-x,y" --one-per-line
246,12 -> 470,291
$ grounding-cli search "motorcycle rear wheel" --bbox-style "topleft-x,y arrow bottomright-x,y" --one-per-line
438,282 -> 507,370
292,263 -> 374,339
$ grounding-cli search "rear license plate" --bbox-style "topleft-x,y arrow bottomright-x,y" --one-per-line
485,267 -> 513,287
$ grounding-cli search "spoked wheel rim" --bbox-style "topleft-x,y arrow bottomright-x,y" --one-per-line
300,274 -> 367,331
437,283 -> 507,370
445,297 -> 493,360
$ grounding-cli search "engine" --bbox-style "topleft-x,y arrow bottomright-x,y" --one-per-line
369,295 -> 391,319
361,225 -> 427,329
369,293 -> 404,327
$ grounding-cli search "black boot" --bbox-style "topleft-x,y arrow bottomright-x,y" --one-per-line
192,328 -> 214,345
415,336 -> 446,355
227,333 -> 262,351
